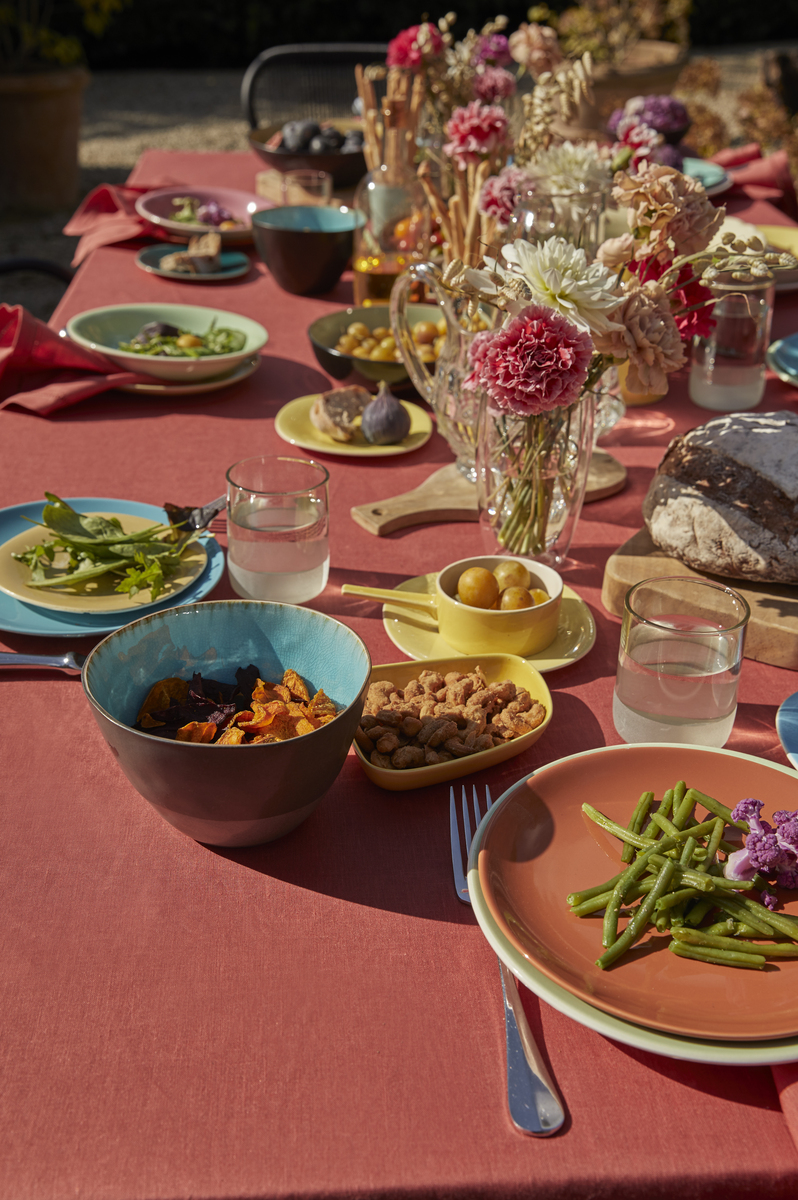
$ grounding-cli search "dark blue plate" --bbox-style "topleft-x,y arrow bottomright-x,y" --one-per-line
135,244 -> 251,281
0,499 -> 224,637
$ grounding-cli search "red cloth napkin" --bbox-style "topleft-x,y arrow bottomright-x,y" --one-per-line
63,181 -> 177,267
773,1065 -> 798,1152
0,304 -> 153,416
711,144 -> 798,221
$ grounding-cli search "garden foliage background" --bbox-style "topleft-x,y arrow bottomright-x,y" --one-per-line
53,0 -> 798,70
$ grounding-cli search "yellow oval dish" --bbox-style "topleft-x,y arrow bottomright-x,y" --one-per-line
352,653 -> 553,791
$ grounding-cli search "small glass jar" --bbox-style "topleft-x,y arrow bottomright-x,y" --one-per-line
689,271 -> 775,411
352,146 -> 430,307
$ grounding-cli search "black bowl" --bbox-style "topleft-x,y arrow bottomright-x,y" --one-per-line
307,302 -> 442,390
252,205 -> 364,296
249,121 -> 367,190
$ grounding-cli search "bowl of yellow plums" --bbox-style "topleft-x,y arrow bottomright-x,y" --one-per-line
308,303 -> 444,390
342,555 -> 563,658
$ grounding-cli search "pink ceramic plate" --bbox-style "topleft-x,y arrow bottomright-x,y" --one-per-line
135,187 -> 273,245
475,744 -> 798,1041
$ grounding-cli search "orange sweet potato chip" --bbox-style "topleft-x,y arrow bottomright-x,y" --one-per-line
282,668 -> 310,702
137,677 -> 190,723
215,726 -> 246,745
176,721 -> 217,743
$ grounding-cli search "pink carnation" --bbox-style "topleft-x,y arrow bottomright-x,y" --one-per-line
611,116 -> 660,174
465,305 -> 593,416
386,24 -> 443,70
478,165 -> 535,229
443,100 -> 509,170
473,65 -> 517,104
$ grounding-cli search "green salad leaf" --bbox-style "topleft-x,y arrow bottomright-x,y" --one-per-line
13,495 -> 201,601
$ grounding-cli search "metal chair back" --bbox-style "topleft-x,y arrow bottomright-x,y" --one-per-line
241,42 -> 388,130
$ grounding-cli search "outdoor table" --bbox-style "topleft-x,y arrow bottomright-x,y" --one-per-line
2,151 -> 798,1200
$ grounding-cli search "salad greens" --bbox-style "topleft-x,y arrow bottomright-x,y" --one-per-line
12,494 -> 201,601
119,320 -> 247,358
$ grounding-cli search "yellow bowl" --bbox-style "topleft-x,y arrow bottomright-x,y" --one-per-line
342,556 -> 563,659
352,653 -> 553,791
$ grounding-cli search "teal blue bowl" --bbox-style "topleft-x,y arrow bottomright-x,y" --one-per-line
82,600 -> 371,846
252,205 -> 364,295
66,302 -> 268,382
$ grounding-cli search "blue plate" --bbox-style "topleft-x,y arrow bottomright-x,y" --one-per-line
0,498 -> 225,638
135,244 -> 251,281
776,692 -> 798,771
682,157 -> 731,195
772,333 -> 798,376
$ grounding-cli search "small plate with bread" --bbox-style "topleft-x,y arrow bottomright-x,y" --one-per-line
136,240 -> 251,282
275,387 -> 433,457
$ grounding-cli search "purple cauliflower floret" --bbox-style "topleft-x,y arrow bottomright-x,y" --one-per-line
724,799 -> 798,890
761,890 -> 779,912
196,200 -> 234,227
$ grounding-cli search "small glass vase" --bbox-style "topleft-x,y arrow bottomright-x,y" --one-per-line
506,182 -> 609,259
476,393 -> 596,567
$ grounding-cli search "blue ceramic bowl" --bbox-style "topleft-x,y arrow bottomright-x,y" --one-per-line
82,600 -> 371,846
251,205 -> 364,295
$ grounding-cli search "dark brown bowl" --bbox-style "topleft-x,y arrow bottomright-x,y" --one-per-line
249,121 -> 367,189
252,206 -> 364,296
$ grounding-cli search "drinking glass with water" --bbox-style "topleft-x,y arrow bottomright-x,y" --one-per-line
226,455 -> 330,603
613,576 -> 750,747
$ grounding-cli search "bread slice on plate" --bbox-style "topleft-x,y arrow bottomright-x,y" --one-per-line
310,386 -> 372,443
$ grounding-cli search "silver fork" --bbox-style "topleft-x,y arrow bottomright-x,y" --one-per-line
450,784 -> 565,1137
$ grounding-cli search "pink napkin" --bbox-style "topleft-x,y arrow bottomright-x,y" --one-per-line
772,1065 -> 798,1153
63,181 -> 177,267
711,144 -> 798,221
0,304 -> 153,416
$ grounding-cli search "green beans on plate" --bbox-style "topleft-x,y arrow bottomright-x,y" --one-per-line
569,783 -> 798,971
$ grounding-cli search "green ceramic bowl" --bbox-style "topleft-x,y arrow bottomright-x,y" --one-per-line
308,303 -> 441,390
66,302 -> 268,382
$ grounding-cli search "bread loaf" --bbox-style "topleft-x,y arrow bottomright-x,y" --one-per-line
642,411 -> 798,583
310,386 -> 371,443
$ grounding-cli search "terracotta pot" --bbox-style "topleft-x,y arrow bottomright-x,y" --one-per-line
0,67 -> 90,212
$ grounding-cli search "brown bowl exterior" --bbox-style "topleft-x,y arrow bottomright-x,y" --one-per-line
352,654 -> 553,792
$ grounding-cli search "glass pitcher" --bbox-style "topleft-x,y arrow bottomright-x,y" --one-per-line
390,260 -> 496,481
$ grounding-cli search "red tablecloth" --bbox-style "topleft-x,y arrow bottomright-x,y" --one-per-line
2,151 -> 798,1200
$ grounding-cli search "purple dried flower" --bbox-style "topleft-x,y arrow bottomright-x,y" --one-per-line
473,33 -> 513,67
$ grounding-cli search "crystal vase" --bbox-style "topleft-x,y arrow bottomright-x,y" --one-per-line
476,393 -> 596,566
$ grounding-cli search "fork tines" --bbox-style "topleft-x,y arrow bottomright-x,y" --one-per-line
450,784 -> 494,904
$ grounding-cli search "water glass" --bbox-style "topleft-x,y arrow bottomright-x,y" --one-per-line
280,169 -> 333,207
689,273 -> 775,411
507,183 -> 608,258
613,576 -> 750,747
226,456 -> 330,603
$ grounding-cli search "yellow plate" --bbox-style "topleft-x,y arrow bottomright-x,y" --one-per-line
757,225 -> 798,292
382,573 -> 595,674
275,394 -> 433,457
353,653 -> 553,791
0,513 -> 208,614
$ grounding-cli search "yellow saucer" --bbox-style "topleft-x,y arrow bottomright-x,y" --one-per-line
0,513 -> 208,615
275,394 -> 433,457
382,573 -> 595,673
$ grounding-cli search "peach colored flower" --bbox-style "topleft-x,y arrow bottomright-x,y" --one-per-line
443,100 -> 509,170
595,233 -> 636,270
613,163 -> 725,264
592,280 -> 685,395
508,22 -> 563,77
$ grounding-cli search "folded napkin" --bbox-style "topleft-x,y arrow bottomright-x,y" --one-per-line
0,304 -> 152,416
711,144 -> 798,222
63,181 -> 176,267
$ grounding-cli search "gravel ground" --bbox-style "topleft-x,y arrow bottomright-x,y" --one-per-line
0,47 -> 784,321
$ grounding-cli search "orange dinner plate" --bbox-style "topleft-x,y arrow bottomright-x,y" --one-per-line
473,744 -> 798,1041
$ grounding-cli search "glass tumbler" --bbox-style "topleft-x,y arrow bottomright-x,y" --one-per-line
226,456 -> 330,603
612,576 -> 750,748
689,272 -> 775,411
280,169 -> 333,206
507,183 -> 609,258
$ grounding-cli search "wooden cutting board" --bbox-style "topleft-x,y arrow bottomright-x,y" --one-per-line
602,528 -> 798,669
349,452 -> 627,537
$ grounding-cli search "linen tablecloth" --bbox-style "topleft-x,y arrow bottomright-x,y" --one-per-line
2,151 -> 798,1200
